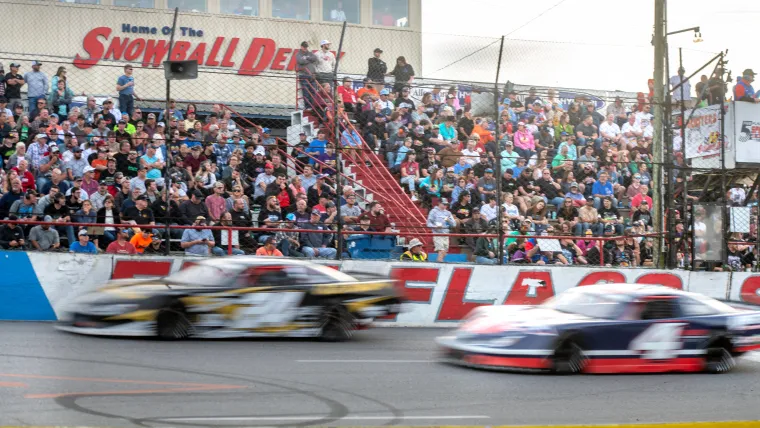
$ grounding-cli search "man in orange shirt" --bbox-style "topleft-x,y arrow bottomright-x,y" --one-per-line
356,78 -> 379,102
472,119 -> 494,143
91,147 -> 109,180
129,227 -> 153,253
255,236 -> 284,257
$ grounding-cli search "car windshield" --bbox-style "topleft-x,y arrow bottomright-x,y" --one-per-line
542,291 -> 626,319
165,263 -> 246,287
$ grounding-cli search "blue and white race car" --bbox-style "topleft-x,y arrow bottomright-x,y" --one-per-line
437,283 -> 760,374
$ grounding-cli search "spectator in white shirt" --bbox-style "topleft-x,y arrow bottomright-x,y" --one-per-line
621,114 -> 643,149
670,67 -> 692,108
599,114 -> 622,144
480,197 -> 498,222
460,139 -> 481,167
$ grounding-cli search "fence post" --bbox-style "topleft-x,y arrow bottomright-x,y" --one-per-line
333,21 -> 347,261
162,7 -> 179,256
227,228 -> 233,255
494,36 -> 505,265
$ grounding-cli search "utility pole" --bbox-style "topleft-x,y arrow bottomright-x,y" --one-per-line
652,0 -> 666,267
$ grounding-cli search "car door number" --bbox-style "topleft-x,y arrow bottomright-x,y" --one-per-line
232,292 -> 305,329
629,323 -> 686,359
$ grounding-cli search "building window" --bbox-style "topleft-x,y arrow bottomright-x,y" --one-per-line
167,0 -> 207,12
220,0 -> 259,16
272,0 -> 310,20
113,0 -> 155,7
322,0 -> 360,24
372,0 -> 408,27
58,0 -> 100,4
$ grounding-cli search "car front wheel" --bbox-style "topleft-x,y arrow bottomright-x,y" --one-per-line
156,305 -> 192,340
320,305 -> 354,342
551,337 -> 587,374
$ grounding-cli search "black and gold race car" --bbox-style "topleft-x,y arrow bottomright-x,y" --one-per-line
57,258 -> 403,341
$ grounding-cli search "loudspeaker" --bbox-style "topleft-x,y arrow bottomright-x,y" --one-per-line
163,60 -> 198,80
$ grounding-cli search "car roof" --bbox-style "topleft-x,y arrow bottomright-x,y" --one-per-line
570,283 -> 687,298
198,257 -> 320,268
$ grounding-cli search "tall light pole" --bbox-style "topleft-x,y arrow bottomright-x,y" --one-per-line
652,0 -> 666,267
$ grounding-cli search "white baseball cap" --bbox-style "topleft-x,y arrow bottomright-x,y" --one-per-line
320,40 -> 331,46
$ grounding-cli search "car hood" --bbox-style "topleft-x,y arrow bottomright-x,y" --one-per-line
458,305 -> 595,335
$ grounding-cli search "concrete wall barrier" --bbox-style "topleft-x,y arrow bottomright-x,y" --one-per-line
1,251 -> 757,324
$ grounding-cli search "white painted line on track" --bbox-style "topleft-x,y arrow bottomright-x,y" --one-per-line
743,352 -> 760,363
296,359 -> 434,363
158,415 -> 490,422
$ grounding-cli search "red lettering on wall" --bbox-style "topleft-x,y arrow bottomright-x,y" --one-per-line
142,39 -> 169,67
188,43 -> 207,64
170,41 -> 191,61
740,276 -> 760,305
105,37 -> 129,61
286,50 -> 299,71
438,268 -> 489,321
502,271 -> 555,305
636,273 -> 683,290
74,27 -> 111,69
124,39 -> 146,61
381,267 -> 439,321
238,38 -> 276,76
111,260 -> 172,280
270,48 -> 292,71
221,38 -> 240,67
205,37 -> 224,66
578,271 -> 627,287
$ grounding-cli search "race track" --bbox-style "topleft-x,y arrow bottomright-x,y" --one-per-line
1,323 -> 760,427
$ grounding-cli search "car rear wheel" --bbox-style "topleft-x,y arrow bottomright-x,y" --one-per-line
156,305 -> 192,340
551,337 -> 587,374
320,305 -> 354,342
705,342 -> 736,374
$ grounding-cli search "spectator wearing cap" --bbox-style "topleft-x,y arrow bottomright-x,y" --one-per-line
141,144 -> 165,186
734,69 -> 758,103
576,196 -> 602,236
427,197 -> 457,262
69,229 -> 97,254
122,194 -> 155,229
306,129 -> 328,165
306,173 -> 334,208
113,119 -> 131,145
179,190 -> 209,226
314,40 -> 336,84
499,141 -> 519,172
28,215 -> 60,251
400,238 -> 427,262
184,144 -> 207,176
0,216 -> 26,250
9,188 -> 41,225
300,209 -> 337,259
296,41 -> 319,109
474,227 -> 498,265
80,165 -> 99,196
100,98 -> 120,126
24,61 -> 48,116
340,193 -> 362,225
181,216 -> 215,256
4,63 -> 24,108
591,171 -> 616,209
27,133 -> 49,172
116,64 -> 137,116
105,228 -> 136,255
367,48 -> 387,84
253,162 -> 276,205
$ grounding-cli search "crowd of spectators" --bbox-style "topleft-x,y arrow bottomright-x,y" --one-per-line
0,60 -> 399,258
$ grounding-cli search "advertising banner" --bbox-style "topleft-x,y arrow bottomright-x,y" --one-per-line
679,104 -> 735,169
733,101 -> 760,164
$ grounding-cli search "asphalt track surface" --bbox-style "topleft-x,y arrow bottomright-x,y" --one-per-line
2,324 -> 760,427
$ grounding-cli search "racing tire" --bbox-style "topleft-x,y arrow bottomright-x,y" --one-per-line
551,336 -> 587,375
704,341 -> 736,374
320,305 -> 354,342
156,305 -> 192,340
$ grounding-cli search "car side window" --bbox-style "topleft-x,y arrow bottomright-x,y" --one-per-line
679,296 -> 720,316
236,266 -> 289,288
640,299 -> 677,320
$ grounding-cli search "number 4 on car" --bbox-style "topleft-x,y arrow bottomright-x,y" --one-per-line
437,283 -> 760,374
